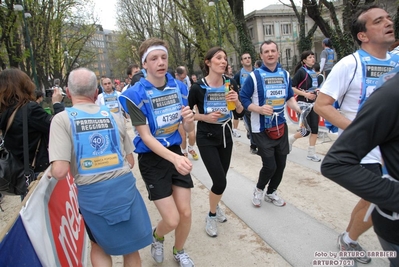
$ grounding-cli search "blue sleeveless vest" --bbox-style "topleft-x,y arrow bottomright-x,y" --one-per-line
302,66 -> 318,89
67,106 -> 124,175
102,91 -> 121,114
240,68 -> 252,87
119,72 -> 187,153
325,48 -> 335,69
200,82 -> 231,124
358,49 -> 399,109
258,68 -> 288,127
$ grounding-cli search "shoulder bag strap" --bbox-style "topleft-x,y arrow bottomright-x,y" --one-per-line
339,53 -> 357,108
4,107 -> 19,138
22,105 -> 31,177
31,139 -> 41,169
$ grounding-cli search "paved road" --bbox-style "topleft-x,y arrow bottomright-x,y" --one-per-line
190,127 -> 387,267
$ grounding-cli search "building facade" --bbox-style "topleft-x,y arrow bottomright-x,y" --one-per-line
244,3 -> 345,73
86,25 -> 121,81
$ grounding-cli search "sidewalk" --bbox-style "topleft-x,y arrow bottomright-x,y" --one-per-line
102,123 -> 388,266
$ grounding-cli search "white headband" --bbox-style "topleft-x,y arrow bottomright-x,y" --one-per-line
141,45 -> 168,64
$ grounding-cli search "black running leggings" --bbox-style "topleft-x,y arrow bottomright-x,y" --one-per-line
256,153 -> 287,195
198,142 -> 233,195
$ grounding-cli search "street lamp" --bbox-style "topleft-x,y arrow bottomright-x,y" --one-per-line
209,0 -> 222,47
15,2 -> 39,89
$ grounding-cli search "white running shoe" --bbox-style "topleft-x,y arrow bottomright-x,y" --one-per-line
216,205 -> 227,223
174,249 -> 195,267
205,216 -> 218,237
252,187 -> 263,207
264,191 -> 286,207
232,129 -> 241,138
151,228 -> 164,263
307,154 -> 321,162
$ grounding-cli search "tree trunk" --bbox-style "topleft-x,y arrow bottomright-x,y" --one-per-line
227,0 -> 256,61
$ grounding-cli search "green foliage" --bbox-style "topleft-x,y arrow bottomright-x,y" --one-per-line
0,0 -> 98,88
330,32 -> 355,59
297,36 -> 313,53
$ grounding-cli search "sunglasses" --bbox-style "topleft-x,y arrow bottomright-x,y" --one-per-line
243,57 -> 251,60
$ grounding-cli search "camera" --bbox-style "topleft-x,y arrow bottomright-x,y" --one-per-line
45,87 -> 66,98
46,78 -> 66,98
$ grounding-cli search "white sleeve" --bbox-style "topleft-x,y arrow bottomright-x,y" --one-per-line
320,58 -> 326,72
320,54 -> 358,103
95,94 -> 103,106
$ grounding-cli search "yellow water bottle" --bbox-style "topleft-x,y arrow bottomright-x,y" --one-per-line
225,79 -> 236,110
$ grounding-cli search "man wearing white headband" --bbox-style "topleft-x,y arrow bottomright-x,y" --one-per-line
119,38 -> 195,267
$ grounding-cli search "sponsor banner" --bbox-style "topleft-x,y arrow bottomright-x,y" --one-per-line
20,169 -> 88,267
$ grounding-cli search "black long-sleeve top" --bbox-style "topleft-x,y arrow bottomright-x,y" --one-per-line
292,66 -> 322,103
321,72 -> 399,244
0,101 -> 64,172
188,77 -> 244,147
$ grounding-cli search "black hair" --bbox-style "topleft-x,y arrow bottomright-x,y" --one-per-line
351,4 -> 381,46
240,52 -> 250,60
127,64 -> 139,76
294,50 -> 315,73
203,47 -> 228,75
35,90 -> 43,100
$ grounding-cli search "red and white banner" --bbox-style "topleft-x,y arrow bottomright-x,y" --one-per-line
19,169 -> 88,266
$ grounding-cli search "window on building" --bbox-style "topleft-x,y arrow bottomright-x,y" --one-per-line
286,49 -> 291,60
263,24 -> 274,36
281,23 -> 292,35
249,27 -> 254,39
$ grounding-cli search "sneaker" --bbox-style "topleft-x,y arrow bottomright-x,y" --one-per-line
307,154 -> 321,162
250,147 -> 258,155
188,148 -> 199,160
252,187 -> 263,207
337,233 -> 370,264
232,129 -> 241,138
151,228 -> 164,263
205,216 -> 218,237
216,205 -> 227,223
174,249 -> 195,267
264,191 -> 286,207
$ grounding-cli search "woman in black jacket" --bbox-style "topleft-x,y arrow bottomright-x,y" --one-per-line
0,69 -> 64,175
188,47 -> 244,238
289,50 -> 323,162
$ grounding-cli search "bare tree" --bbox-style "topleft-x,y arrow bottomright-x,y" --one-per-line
226,0 -> 256,61
302,0 -> 381,59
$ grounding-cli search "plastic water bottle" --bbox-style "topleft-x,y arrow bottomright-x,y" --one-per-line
225,79 -> 236,110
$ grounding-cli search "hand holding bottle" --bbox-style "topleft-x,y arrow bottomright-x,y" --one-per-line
225,79 -> 236,110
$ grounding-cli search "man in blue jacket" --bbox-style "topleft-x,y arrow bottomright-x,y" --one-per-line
240,40 -> 301,208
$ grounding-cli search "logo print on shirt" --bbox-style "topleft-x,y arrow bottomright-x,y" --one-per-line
90,133 -> 109,155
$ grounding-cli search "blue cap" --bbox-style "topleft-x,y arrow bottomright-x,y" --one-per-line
322,38 -> 330,45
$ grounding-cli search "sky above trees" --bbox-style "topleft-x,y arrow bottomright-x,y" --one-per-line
94,0 -> 282,30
